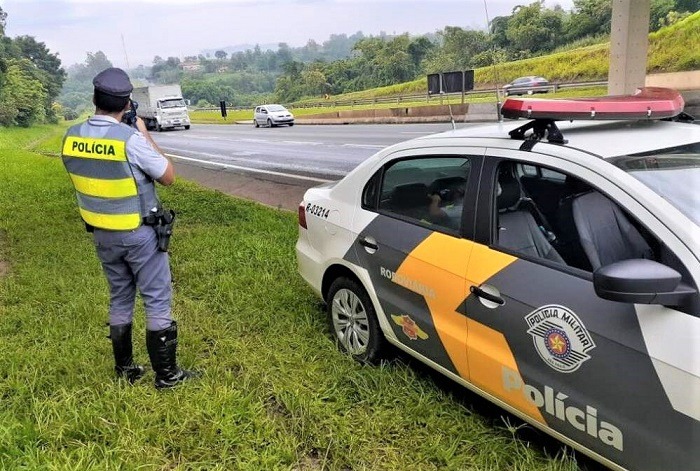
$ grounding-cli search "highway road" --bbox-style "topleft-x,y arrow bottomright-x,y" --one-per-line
150,123 -> 459,182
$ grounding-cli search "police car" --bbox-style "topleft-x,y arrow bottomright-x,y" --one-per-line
295,88 -> 700,471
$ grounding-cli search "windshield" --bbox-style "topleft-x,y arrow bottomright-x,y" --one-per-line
266,105 -> 286,112
160,98 -> 185,108
612,143 -> 700,226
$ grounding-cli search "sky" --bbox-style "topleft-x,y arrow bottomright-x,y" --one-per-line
0,0 -> 574,69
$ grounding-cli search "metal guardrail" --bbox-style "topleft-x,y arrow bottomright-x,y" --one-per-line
287,80 -> 609,110
192,80 -> 608,112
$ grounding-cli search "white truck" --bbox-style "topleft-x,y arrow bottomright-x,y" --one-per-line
131,84 -> 191,131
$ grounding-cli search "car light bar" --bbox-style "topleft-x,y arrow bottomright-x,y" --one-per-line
501,87 -> 685,120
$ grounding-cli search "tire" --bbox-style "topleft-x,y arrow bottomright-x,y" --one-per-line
184,125 -> 190,130
289,123 -> 294,127
254,120 -> 259,128
327,277 -> 386,364
267,118 -> 274,128
527,90 -> 534,95
156,123 -> 162,132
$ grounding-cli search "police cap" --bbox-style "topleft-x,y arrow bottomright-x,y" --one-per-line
92,67 -> 133,97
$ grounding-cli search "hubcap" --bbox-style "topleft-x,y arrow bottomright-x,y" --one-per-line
331,288 -> 370,355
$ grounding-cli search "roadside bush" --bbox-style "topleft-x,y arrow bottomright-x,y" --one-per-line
63,109 -> 78,121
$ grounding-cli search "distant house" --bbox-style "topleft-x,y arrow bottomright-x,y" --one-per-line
182,61 -> 202,71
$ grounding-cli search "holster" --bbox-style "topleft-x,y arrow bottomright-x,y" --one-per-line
145,208 -> 176,252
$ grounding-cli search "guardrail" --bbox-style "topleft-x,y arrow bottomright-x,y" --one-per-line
191,80 -> 608,112
287,80 -> 609,109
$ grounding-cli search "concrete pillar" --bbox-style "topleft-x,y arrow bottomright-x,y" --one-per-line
608,0 -> 651,95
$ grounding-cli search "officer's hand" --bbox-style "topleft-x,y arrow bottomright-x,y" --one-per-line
135,117 -> 149,134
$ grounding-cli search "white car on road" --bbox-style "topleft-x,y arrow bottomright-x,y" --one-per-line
253,104 -> 295,127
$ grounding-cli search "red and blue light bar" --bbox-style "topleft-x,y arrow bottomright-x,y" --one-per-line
501,87 -> 685,121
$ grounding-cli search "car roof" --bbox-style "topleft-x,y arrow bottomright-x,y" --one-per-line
416,119 -> 700,158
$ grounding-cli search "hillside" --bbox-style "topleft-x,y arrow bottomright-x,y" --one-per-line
304,11 -> 700,104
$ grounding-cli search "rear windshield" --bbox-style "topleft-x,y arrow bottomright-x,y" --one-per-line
612,143 -> 700,226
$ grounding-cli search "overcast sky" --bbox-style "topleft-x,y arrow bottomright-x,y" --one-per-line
0,0 -> 573,69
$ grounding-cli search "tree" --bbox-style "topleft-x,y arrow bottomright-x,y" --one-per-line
506,1 -> 565,54
12,36 -> 66,102
0,6 -> 6,37
214,50 -> 227,60
650,0 -> 676,30
407,36 -> 435,70
0,59 -> 48,127
59,51 -> 114,115
423,27 -> 490,73
151,56 -> 182,84
564,0 -> 612,41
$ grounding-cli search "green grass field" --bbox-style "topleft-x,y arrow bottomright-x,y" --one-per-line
0,123 -> 581,470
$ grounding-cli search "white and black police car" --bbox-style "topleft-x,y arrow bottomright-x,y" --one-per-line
296,88 -> 700,471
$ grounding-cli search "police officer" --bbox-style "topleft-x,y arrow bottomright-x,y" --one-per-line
61,67 -> 198,389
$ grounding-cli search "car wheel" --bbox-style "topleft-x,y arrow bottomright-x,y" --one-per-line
184,125 -> 190,130
254,120 -> 259,128
156,123 -> 162,132
327,277 -> 386,364
527,90 -> 534,95
289,122 -> 294,127
267,118 -> 274,128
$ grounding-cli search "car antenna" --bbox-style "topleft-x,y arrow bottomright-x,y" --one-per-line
440,74 -> 457,131
483,0 -> 503,122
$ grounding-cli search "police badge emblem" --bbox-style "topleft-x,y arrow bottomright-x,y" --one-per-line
525,305 -> 596,373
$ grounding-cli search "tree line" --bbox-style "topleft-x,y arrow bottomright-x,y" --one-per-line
274,0 -> 699,102
0,7 -> 66,127
143,0 -> 699,106
3,0 -> 699,127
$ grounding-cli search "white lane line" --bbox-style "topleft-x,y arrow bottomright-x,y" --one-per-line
341,144 -> 385,149
400,131 -> 435,135
282,140 -> 323,145
165,153 -> 334,184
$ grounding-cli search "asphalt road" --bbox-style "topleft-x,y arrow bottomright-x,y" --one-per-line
148,122 -> 470,210
150,123 -> 457,182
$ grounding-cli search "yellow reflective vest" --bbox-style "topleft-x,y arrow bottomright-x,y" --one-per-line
61,120 -> 158,231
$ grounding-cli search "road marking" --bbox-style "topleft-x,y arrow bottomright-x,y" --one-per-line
282,140 -> 323,145
400,131 -> 435,135
165,153 -> 334,184
341,144 -> 385,149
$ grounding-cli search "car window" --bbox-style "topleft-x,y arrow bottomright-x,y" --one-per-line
492,160 -> 698,315
369,156 -> 471,232
494,160 -> 666,269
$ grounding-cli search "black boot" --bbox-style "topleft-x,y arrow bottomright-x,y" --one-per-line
109,323 -> 146,383
146,321 -> 199,389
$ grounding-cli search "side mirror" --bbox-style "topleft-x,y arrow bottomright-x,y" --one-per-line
594,259 -> 696,305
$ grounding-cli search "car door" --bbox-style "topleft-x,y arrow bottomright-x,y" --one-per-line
463,150 -> 700,471
349,150 -> 483,381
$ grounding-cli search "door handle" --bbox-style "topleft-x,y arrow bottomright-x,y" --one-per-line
470,285 -> 505,306
358,236 -> 378,251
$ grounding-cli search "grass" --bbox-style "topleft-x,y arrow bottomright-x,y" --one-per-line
0,122 -> 582,470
